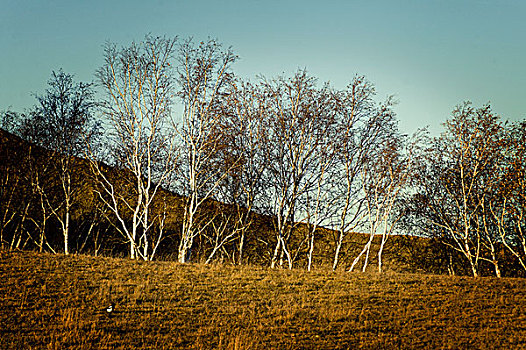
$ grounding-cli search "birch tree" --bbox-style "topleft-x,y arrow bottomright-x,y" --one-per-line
330,77 -> 381,271
0,126 -> 25,249
14,71 -> 98,255
93,35 -> 178,260
263,70 -> 337,269
175,38 -> 237,263
303,147 -> 335,271
412,103 -> 508,277
348,127 -> 421,273
488,120 -> 526,273
211,80 -> 271,264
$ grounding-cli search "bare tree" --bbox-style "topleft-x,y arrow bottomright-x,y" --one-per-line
488,120 -> 526,273
201,202 -> 237,264
412,103 -> 508,277
303,149 -> 335,271
175,38 -> 237,263
330,77 -> 380,271
14,71 -> 98,255
0,128 -> 23,248
346,102 -> 398,272
209,79 -> 271,264
0,166 -> 20,249
92,35 -> 178,260
0,109 -> 21,134
262,70 -> 337,269
0,127 -> 41,251
349,126 -> 421,273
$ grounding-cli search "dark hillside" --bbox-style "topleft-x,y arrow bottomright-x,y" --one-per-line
2,128 -> 522,275
1,250 -> 526,349
0,128 -> 275,262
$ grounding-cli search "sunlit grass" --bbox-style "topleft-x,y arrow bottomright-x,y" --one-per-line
1,250 -> 525,349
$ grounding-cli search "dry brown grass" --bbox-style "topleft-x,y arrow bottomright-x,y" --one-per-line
1,250 -> 526,349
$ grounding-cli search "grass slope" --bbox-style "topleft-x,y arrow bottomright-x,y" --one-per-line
1,250 -> 526,349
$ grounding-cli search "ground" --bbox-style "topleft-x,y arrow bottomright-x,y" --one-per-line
1,250 -> 525,349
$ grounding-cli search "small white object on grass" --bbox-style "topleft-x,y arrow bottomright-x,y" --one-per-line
106,302 -> 115,314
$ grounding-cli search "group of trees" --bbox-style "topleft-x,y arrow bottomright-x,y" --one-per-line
407,104 -> 526,277
0,70 -> 100,256
1,35 -> 525,277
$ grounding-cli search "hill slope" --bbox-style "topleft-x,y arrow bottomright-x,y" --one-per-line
0,127 -> 438,272
3,127 -> 523,276
1,250 -> 526,349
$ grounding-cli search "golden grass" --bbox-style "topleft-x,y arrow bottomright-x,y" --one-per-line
1,250 -> 526,349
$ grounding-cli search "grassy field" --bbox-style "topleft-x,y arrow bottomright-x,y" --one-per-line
1,250 -> 526,349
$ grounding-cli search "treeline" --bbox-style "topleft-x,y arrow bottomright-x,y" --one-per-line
1,35 -> 524,277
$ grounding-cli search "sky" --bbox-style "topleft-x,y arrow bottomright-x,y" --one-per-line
1,0 -> 525,135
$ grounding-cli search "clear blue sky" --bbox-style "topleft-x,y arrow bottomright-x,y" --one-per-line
1,0 -> 525,134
